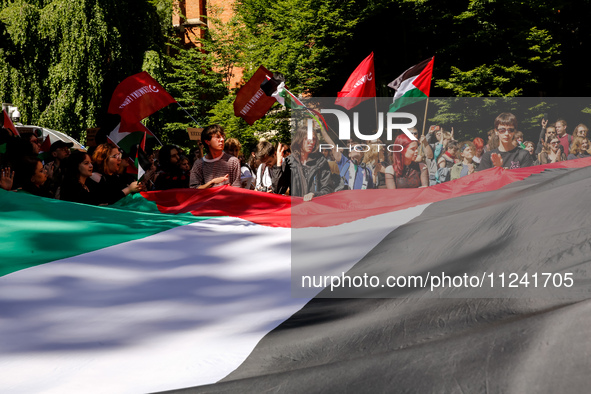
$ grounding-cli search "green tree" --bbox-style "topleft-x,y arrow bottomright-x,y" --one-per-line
0,0 -> 168,141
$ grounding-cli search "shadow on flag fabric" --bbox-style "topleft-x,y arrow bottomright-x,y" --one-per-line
108,71 -> 176,124
233,66 -> 277,125
388,57 -> 434,112
2,109 -> 19,137
3,158 -> 591,393
335,52 -> 376,110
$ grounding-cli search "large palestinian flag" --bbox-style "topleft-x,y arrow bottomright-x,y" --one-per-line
2,158 -> 591,393
388,57 -> 434,113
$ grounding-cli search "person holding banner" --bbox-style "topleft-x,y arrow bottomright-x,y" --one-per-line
189,125 -> 241,189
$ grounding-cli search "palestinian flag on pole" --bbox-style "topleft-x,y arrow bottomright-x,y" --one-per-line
135,131 -> 148,180
388,57 -> 434,112
2,158 -> 591,393
261,74 -> 329,135
107,119 -> 155,154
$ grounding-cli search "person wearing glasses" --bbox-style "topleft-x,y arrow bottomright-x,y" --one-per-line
90,143 -> 142,204
539,136 -> 567,164
477,113 -> 533,171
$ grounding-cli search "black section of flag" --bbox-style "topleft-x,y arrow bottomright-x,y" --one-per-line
164,166 -> 591,393
388,57 -> 432,91
260,72 -> 285,96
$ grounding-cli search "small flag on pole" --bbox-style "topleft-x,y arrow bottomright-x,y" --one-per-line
388,57 -> 434,112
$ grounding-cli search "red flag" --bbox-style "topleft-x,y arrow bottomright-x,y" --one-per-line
108,71 -> 176,124
233,66 -> 277,125
38,134 -> 51,154
2,110 -> 19,137
335,52 -> 376,110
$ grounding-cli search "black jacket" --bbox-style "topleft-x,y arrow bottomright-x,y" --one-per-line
271,153 -> 333,197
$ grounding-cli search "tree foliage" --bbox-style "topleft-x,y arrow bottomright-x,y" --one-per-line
2,0 -> 591,148
0,0 -> 167,141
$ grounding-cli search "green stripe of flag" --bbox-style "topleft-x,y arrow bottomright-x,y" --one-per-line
0,191 -> 209,277
388,89 -> 427,112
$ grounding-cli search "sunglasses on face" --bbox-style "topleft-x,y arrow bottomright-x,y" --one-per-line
110,153 -> 122,159
497,127 -> 515,134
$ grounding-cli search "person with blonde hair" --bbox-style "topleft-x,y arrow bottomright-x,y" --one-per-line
91,143 -> 142,204
568,137 -> 591,160
572,123 -> 588,140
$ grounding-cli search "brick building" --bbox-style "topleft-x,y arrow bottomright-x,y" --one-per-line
173,0 -> 243,89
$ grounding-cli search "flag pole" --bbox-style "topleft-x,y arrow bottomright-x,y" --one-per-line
374,96 -> 379,135
418,97 -> 430,158
142,124 -> 163,146
421,97 -> 429,137
177,102 -> 202,128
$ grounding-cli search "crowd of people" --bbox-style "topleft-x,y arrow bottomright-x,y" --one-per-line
1,112 -> 590,205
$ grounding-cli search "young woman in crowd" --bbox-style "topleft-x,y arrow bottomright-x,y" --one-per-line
60,150 -> 99,205
572,124 -> 588,140
567,137 -> 591,160
385,134 -> 428,189
472,137 -> 485,165
15,156 -> 53,198
91,143 -> 142,204
154,144 -> 187,190
535,125 -> 558,155
539,136 -> 567,164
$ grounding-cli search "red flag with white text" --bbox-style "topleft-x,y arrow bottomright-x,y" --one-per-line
335,52 -> 376,110
233,66 -> 276,125
108,71 -> 176,124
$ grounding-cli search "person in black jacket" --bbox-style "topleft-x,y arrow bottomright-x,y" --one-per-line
271,127 -> 333,201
